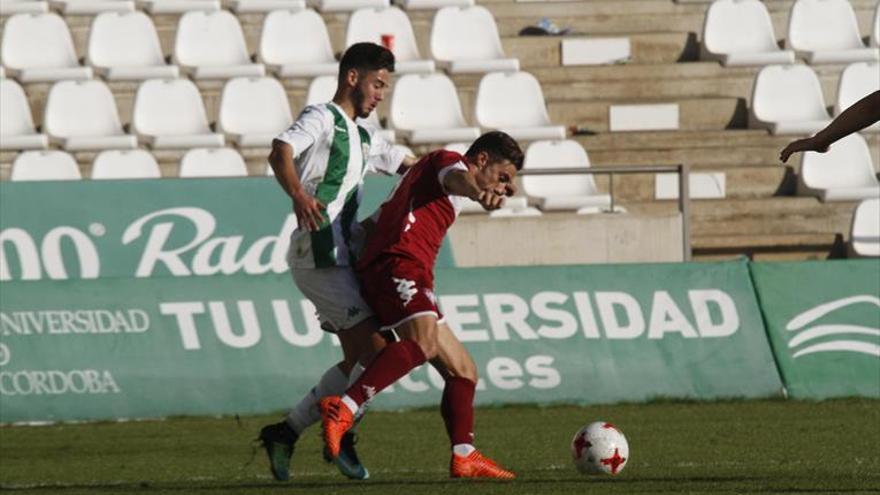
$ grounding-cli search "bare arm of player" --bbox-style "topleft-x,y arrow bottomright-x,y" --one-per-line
443,169 -> 505,211
780,90 -> 880,163
268,139 -> 325,231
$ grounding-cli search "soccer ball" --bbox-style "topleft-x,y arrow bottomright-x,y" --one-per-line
570,421 -> 629,475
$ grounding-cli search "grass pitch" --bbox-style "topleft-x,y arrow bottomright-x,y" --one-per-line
1,399 -> 879,495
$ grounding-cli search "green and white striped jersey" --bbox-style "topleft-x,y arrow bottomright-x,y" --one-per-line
275,102 -> 404,269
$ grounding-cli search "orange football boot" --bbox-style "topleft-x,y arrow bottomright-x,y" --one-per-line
319,396 -> 354,459
450,450 -> 516,480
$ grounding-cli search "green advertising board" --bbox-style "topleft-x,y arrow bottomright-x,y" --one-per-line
750,260 -> 880,399
0,260 -> 782,423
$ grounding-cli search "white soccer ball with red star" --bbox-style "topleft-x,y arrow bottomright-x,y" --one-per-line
570,421 -> 629,475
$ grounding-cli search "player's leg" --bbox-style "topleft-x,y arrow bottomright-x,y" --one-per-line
259,267 -> 380,481
430,323 -> 515,479
320,314 -> 440,457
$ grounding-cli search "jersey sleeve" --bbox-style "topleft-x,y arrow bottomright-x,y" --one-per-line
364,130 -> 407,176
274,105 -> 330,159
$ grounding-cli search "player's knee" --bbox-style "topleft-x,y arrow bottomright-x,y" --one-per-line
412,338 -> 438,360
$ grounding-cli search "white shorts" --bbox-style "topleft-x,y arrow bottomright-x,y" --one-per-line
292,266 -> 374,332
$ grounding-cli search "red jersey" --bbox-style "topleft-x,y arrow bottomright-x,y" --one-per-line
357,150 -> 467,273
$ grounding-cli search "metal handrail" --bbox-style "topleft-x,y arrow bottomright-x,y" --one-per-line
517,164 -> 691,261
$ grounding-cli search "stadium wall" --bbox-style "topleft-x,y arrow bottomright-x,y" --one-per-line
0,179 -> 877,423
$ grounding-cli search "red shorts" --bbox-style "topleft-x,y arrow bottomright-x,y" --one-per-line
358,255 -> 444,331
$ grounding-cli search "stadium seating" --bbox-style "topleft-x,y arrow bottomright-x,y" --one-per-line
0,79 -> 49,151
10,150 -> 81,181
393,0 -> 471,11
91,149 -> 161,179
836,61 -> 880,131
87,11 -> 180,81
1,13 -> 93,82
224,0 -> 304,12
390,73 -> 480,144
43,80 -> 137,151
309,0 -> 387,12
429,6 -> 519,73
49,0 -> 133,14
345,7 -> 435,73
700,0 -> 795,66
173,10 -> 265,79
131,78 -> 225,148
179,148 -> 248,177
218,76 -> 293,147
749,64 -> 832,135
849,197 -> 880,257
787,0 -> 880,64
474,71 -> 565,140
797,133 -> 880,202
136,0 -> 219,13
0,0 -> 48,14
258,9 -> 338,78
873,1 -> 880,47
521,139 -> 612,214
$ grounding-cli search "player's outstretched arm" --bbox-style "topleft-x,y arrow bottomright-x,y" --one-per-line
780,90 -> 880,163
443,170 -> 505,211
268,139 -> 325,231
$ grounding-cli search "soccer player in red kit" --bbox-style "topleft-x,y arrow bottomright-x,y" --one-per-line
319,131 -> 523,479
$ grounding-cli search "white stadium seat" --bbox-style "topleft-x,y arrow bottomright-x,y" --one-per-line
44,80 -> 137,151
11,151 -> 81,181
258,9 -> 338,78
522,139 -> 612,214
850,198 -> 880,257
390,73 -> 480,144
345,7 -> 435,73
87,12 -> 179,81
305,74 -> 337,104
179,148 -> 248,177
873,1 -> 879,47
430,6 -> 519,74
91,149 -> 161,179
0,13 -> 93,82
174,10 -> 265,80
0,79 -> 49,151
836,62 -> 880,131
224,0 -> 303,12
797,133 -> 880,202
474,71 -> 565,141
393,0 -> 472,11
49,0 -> 133,14
749,64 -> 831,135
700,0 -> 795,66
137,0 -> 219,13
219,77 -> 293,147
132,79 -> 225,149
0,0 -> 48,14
787,0 -> 880,64
308,0 -> 387,12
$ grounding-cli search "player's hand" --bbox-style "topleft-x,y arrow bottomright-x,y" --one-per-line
779,137 -> 829,163
477,190 -> 505,211
292,190 -> 325,231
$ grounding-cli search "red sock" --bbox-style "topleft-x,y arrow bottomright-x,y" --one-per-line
345,339 -> 427,406
441,377 -> 476,447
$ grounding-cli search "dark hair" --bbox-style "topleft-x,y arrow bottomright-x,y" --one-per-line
465,131 -> 524,170
338,42 -> 395,80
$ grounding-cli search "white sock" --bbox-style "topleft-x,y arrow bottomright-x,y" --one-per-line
286,364 -> 348,435
453,444 -> 476,457
340,394 -> 360,416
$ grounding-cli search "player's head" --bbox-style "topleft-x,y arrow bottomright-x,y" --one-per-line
464,131 -> 524,196
337,42 -> 395,119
